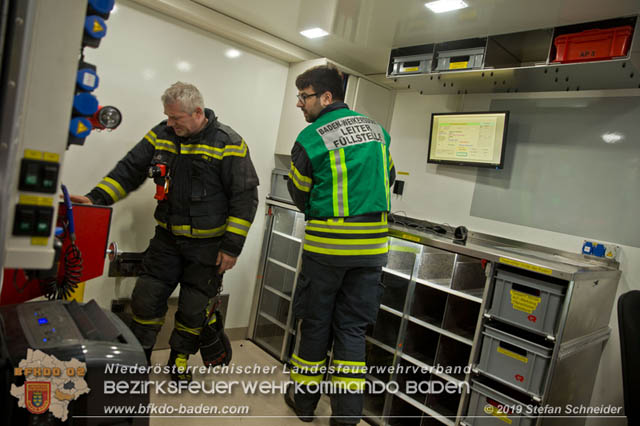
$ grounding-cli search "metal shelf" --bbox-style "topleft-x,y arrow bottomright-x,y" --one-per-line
263,284 -> 292,302
415,277 -> 483,304
266,257 -> 298,273
407,315 -> 473,346
271,229 -> 302,243
399,352 -> 464,389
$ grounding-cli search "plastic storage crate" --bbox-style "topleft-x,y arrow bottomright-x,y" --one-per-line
477,325 -> 552,397
391,53 -> 433,75
435,47 -> 484,71
487,270 -> 565,336
553,26 -> 633,63
465,381 -> 537,426
269,168 -> 293,203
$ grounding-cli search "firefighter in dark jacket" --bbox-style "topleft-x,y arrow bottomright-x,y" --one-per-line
71,82 -> 259,381
284,66 -> 395,425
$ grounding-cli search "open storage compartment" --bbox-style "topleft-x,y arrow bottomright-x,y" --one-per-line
389,394 -> 425,426
425,373 -> 463,418
254,313 -> 285,357
368,308 -> 402,348
411,282 -> 447,327
434,335 -> 472,381
484,29 -> 554,69
404,321 -> 440,366
263,260 -> 296,296
382,270 -> 411,312
396,358 -> 432,404
442,295 -> 481,341
416,247 -> 456,287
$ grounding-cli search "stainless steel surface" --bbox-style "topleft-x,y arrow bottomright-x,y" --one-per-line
389,223 -> 618,281
558,326 -> 611,360
247,205 -> 274,339
560,275 -> 621,342
0,0 -> 35,272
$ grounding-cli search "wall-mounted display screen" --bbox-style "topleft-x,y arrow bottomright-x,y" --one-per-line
427,111 -> 509,168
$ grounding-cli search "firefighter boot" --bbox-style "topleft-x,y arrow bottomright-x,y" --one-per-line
168,349 -> 192,383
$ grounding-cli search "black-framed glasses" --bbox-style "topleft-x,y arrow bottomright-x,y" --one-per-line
296,92 -> 317,103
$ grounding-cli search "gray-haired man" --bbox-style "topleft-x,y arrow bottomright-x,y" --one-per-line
74,82 -> 259,380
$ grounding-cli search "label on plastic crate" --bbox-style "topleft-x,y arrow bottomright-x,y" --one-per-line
449,61 -> 468,69
497,346 -> 529,364
403,66 -> 419,72
499,257 -> 553,275
484,405 -> 513,424
510,289 -> 541,314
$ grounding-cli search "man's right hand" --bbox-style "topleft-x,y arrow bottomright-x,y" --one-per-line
68,195 -> 92,204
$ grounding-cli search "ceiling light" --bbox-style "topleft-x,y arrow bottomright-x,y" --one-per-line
176,61 -> 192,72
300,28 -> 329,39
602,132 -> 624,144
225,49 -> 241,58
425,0 -> 468,13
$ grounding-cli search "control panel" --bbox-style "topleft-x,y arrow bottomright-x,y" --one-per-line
17,301 -> 83,349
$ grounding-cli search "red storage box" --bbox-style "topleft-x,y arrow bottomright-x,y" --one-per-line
553,25 -> 633,63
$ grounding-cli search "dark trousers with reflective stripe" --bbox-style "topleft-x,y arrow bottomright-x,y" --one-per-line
291,252 -> 383,424
129,226 -> 222,355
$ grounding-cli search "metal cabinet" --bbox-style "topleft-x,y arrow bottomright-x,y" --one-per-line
250,204 -> 305,360
249,204 -> 621,426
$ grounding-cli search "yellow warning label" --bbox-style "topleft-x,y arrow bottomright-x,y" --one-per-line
402,67 -> 419,72
449,61 -> 469,69
24,149 -> 43,160
401,233 -> 421,243
499,257 -> 553,275
31,237 -> 49,246
510,289 -> 541,314
43,152 -> 60,163
77,121 -> 89,134
484,405 -> 513,424
93,19 -> 104,33
497,346 -> 529,363
19,196 -> 54,206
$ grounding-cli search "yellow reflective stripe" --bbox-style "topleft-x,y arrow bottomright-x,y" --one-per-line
305,226 -> 387,234
155,221 -> 226,238
389,154 -> 395,171
304,234 -> 388,246
155,139 -> 178,154
381,144 -> 390,208
290,162 -> 312,184
144,133 -> 156,146
308,214 -> 387,227
191,223 -> 227,238
180,140 -> 247,159
303,244 -> 389,256
97,176 -> 127,202
331,376 -> 366,390
104,177 -> 126,199
223,139 -> 248,158
132,314 -> 165,326
291,371 -> 323,385
330,152 -> 339,216
208,314 -> 217,325
332,360 -> 366,366
289,162 -> 312,192
292,354 -> 326,367
227,216 -> 251,237
291,360 -> 323,375
339,148 -> 349,216
175,321 -> 202,336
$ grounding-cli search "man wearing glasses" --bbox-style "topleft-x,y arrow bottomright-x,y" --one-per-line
285,65 -> 396,425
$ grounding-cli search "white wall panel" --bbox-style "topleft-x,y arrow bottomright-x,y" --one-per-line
61,0 -> 288,330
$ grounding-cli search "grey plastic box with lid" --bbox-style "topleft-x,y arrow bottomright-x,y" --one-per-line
477,325 -> 553,397
269,168 -> 293,203
465,381 -> 537,426
391,53 -> 434,75
487,270 -> 565,336
435,47 -> 485,71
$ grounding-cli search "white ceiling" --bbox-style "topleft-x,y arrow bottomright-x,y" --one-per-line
194,0 -> 639,75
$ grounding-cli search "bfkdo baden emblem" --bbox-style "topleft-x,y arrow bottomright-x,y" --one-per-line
25,381 -> 51,415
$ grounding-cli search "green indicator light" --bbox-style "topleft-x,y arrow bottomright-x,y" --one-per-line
26,175 -> 38,185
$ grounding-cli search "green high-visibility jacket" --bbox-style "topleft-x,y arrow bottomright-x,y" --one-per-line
288,103 -> 395,263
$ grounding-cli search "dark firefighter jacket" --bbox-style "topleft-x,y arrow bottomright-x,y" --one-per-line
86,108 -> 259,257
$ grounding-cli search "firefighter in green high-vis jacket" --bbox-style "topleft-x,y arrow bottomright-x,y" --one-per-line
285,65 -> 396,426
